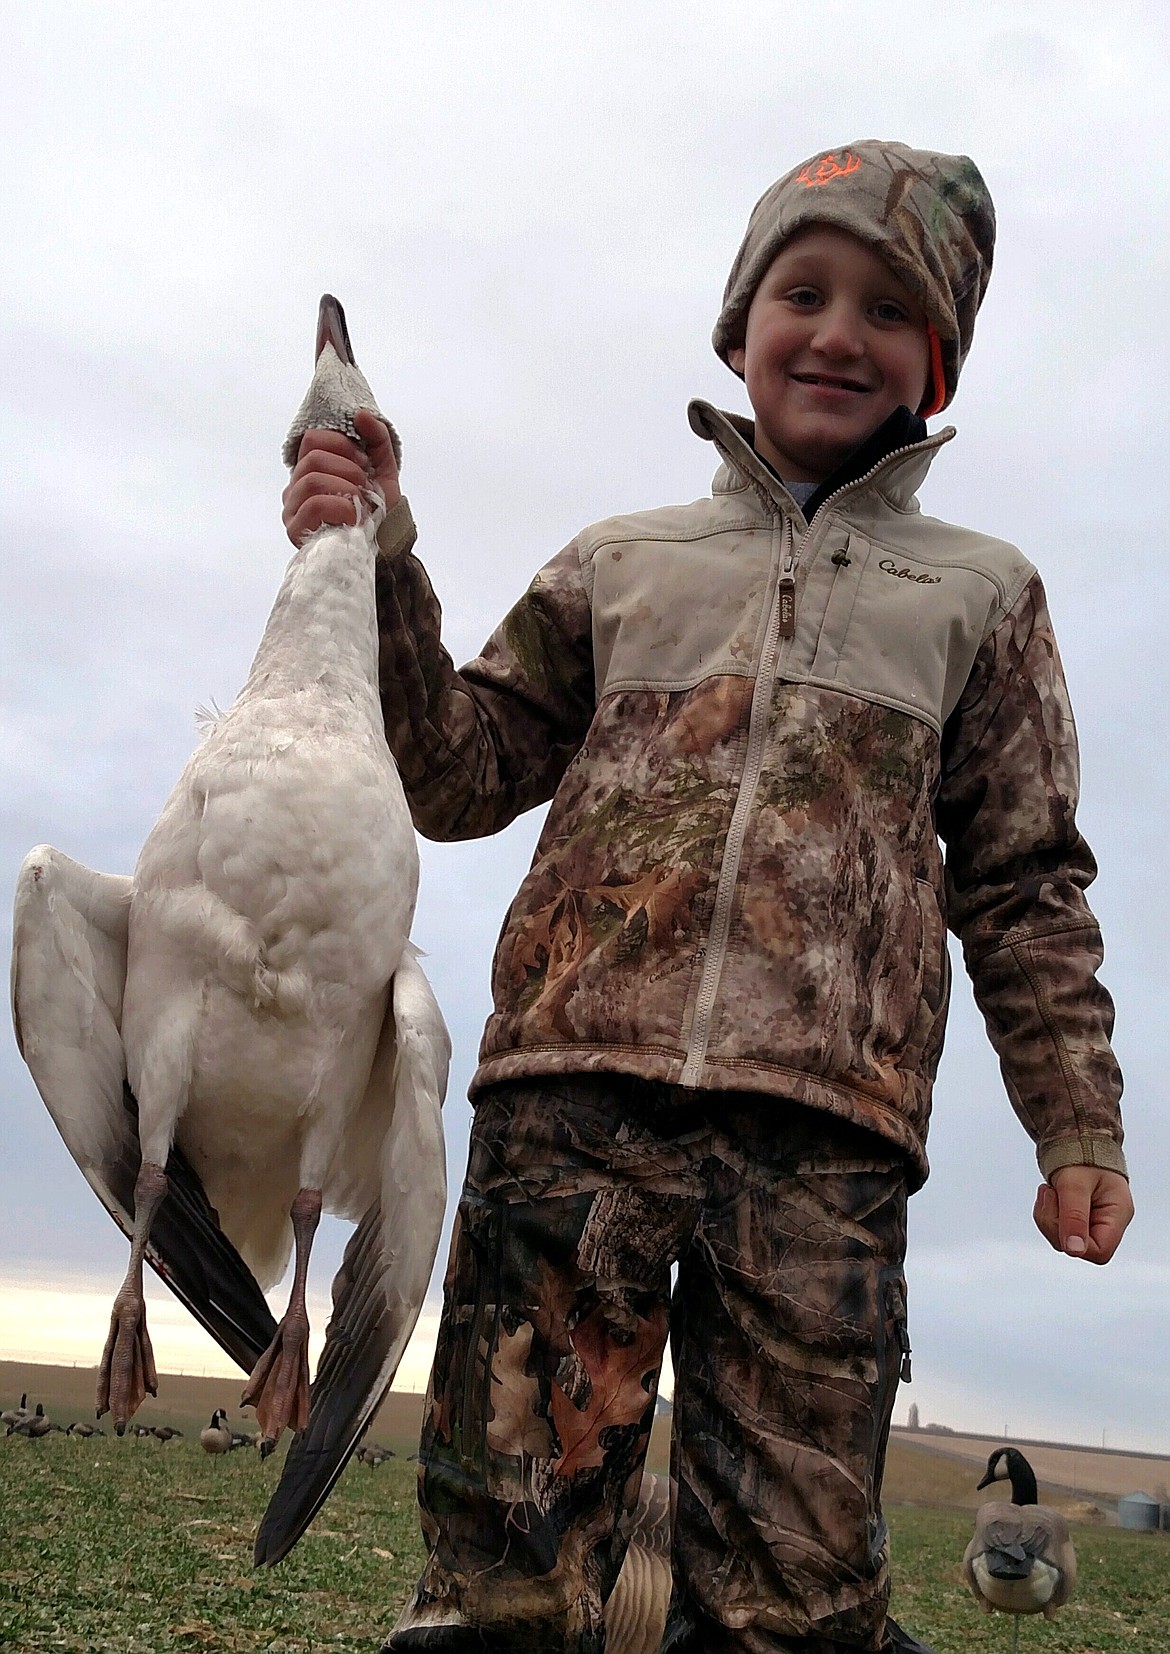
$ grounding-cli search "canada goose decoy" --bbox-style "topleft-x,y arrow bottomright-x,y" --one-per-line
1,1394 -> 31,1428
963,1447 -> 1075,1649
355,1440 -> 394,1467
199,1409 -> 234,1456
7,1408 -> 59,1439
11,295 -> 450,1565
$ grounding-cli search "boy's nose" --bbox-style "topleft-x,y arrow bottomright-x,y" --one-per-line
809,300 -> 866,359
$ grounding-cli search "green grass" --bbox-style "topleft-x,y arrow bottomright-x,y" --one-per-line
3,1436 -> 1169,1651
0,1432 -> 423,1651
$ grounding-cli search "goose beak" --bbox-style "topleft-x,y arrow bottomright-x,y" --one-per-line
316,294 -> 354,365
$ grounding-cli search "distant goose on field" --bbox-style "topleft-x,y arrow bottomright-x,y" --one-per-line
7,1407 -> 59,1439
355,1440 -> 394,1467
963,1447 -> 1076,1647
12,294 -> 449,1565
66,1421 -> 105,1437
151,1425 -> 183,1441
200,1409 -> 234,1456
1,1394 -> 31,1428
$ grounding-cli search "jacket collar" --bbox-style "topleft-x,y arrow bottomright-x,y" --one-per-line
687,398 -> 955,520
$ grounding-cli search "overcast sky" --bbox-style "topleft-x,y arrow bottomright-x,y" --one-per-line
2,3 -> 1168,1452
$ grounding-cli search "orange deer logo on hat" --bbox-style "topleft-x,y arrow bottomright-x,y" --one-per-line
796,152 -> 862,188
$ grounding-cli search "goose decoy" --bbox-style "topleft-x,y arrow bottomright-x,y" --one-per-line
11,295 -> 450,1564
199,1408 -> 234,1456
355,1440 -> 395,1467
963,1447 -> 1076,1646
1,1394 -> 31,1428
7,1408 -> 59,1439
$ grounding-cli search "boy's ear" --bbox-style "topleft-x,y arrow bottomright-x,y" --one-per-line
728,344 -> 746,376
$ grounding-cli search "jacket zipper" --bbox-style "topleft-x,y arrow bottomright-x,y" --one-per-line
679,433 -> 945,1089
681,514 -> 793,1085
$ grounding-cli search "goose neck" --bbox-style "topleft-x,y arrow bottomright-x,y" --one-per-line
244,523 -> 378,692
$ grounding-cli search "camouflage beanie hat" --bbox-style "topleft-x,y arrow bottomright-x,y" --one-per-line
713,140 -> 996,413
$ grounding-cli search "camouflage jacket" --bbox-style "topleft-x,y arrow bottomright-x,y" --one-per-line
375,401 -> 1125,1188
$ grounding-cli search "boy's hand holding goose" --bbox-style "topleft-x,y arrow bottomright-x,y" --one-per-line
283,408 -> 401,544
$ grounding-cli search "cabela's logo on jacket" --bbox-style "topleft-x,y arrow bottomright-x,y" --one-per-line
878,558 -> 941,585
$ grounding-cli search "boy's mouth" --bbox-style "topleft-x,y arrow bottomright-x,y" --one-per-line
790,371 -> 872,393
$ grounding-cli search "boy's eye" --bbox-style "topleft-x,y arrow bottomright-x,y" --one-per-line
873,299 -> 910,323
786,287 -> 822,308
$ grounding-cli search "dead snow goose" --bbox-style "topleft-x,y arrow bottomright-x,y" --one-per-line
11,295 -> 450,1562
963,1446 -> 1076,1643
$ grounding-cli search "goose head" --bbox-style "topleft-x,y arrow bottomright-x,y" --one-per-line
977,1446 -> 1039,1506
281,294 -> 401,472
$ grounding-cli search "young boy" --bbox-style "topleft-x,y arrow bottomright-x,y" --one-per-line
284,141 -> 1132,1654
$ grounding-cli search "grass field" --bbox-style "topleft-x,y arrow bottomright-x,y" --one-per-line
3,1430 -> 1169,1652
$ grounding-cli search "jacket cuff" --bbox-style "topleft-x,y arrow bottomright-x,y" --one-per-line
1038,1134 -> 1128,1181
375,495 -> 417,562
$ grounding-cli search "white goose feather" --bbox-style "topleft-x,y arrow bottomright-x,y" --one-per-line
10,296 -> 449,1565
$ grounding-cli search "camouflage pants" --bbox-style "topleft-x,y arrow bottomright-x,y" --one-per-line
385,1076 -> 911,1654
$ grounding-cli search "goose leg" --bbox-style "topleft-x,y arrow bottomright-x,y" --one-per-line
96,1160 -> 167,1431
241,1187 -> 322,1455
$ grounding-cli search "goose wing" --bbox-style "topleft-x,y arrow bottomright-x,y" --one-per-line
11,845 -> 277,1371
255,944 -> 450,1565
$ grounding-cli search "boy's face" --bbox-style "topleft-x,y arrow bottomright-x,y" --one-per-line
728,226 -> 932,483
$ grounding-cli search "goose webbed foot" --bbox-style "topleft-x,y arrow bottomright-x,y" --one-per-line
241,1308 -> 312,1456
96,1158 -> 167,1431
97,1280 -> 159,1432
240,1185 -> 322,1456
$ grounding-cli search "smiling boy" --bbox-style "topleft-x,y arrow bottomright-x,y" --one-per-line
730,227 -> 932,480
286,140 -> 1130,1654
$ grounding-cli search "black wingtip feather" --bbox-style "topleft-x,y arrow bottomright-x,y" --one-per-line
112,1085 -> 278,1372
254,1205 -> 398,1567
